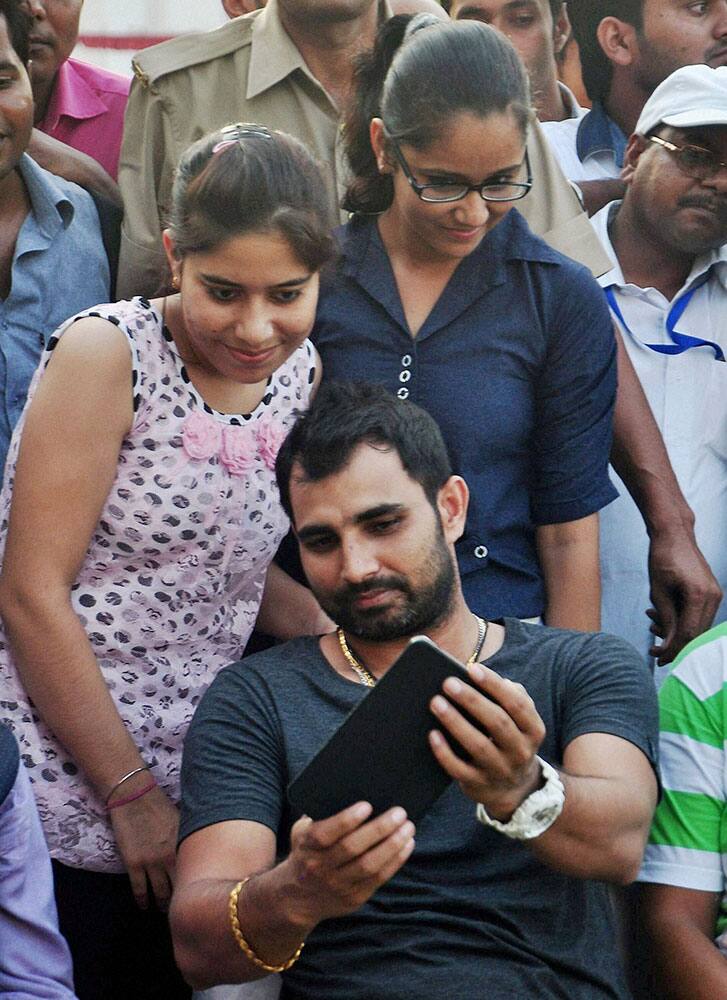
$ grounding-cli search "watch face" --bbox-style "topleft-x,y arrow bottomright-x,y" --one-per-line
477,759 -> 565,839
533,805 -> 558,823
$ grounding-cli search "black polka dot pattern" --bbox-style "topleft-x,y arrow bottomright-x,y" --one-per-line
0,297 -> 317,871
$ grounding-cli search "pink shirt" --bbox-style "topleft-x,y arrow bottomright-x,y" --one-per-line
37,58 -> 130,180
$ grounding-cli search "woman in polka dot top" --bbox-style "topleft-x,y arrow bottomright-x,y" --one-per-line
0,124 -> 333,995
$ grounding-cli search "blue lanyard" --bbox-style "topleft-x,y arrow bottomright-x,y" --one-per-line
605,277 -> 725,362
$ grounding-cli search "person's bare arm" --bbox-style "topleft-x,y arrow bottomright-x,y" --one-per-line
0,320 -> 178,908
171,804 -> 414,989
27,129 -> 122,208
256,563 -> 334,639
536,513 -> 600,630
629,883 -> 727,1000
428,663 -> 657,883
575,178 -> 626,217
611,328 -> 722,663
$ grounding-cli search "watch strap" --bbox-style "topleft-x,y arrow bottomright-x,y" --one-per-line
475,755 -> 565,841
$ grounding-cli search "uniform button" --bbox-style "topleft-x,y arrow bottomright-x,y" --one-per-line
399,370 -> 411,383
401,354 -> 412,367
474,545 -> 488,559
397,387 -> 410,399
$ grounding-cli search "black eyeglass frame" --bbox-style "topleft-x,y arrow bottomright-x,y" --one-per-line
387,136 -> 533,204
648,134 -> 727,181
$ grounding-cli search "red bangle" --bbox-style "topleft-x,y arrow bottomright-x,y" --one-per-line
107,780 -> 157,811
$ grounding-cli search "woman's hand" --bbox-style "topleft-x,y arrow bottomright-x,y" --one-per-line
110,785 -> 180,910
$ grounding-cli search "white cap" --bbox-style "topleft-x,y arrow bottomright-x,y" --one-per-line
635,64 -> 727,135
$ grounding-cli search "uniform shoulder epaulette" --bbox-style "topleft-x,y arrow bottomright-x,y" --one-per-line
132,13 -> 258,87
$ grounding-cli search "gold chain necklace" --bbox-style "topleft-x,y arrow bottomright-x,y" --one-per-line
337,616 -> 489,687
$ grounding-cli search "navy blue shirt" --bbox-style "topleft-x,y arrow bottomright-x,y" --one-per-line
313,211 -> 618,618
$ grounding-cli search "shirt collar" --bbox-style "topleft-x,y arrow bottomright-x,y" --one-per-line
592,199 -> 727,296
247,0 -> 392,100
18,153 -> 75,239
338,210 -> 560,337
557,81 -> 583,121
341,209 -> 559,274
38,59 -> 108,132
576,100 -> 627,168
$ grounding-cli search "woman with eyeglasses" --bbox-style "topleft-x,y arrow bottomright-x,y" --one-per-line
313,14 -> 618,630
0,124 -> 333,998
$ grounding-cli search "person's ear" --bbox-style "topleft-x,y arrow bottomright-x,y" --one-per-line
222,0 -> 262,17
552,2 -> 570,59
597,16 -> 640,69
370,117 -> 392,174
162,229 -> 182,288
621,133 -> 648,183
436,476 -> 469,544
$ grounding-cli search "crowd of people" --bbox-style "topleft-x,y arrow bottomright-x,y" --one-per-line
0,2 -> 725,999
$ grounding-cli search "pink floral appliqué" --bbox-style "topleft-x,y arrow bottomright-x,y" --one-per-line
219,426 -> 258,476
181,411 -> 222,461
256,419 -> 287,471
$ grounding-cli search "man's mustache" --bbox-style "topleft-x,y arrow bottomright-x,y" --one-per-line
334,576 -> 410,600
678,195 -> 727,223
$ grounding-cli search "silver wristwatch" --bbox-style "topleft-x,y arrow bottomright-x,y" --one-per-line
475,756 -> 565,840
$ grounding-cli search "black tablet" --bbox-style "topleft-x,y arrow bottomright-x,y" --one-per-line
287,635 -> 472,823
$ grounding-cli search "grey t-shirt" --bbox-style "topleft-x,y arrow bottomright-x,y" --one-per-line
181,619 -> 658,1000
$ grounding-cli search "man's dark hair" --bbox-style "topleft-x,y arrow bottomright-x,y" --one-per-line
568,0 -> 644,103
276,382 -> 454,521
0,0 -> 32,67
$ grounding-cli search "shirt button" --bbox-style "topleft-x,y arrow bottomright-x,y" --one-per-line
474,545 -> 488,559
401,354 -> 412,367
397,387 -> 410,400
399,370 -> 411,383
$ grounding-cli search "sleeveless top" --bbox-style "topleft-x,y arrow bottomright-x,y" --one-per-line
0,296 -> 316,871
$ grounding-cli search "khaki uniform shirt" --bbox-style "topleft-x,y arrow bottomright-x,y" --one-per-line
117,0 -> 609,298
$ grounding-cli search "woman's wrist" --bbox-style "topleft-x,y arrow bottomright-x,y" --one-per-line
104,763 -> 155,807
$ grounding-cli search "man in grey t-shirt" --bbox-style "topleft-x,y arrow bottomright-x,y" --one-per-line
172,383 -> 659,999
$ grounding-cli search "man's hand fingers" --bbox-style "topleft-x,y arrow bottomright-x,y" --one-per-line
297,801 -> 373,851
339,819 -> 416,885
127,864 -> 149,911
327,807 -> 411,868
465,664 -> 545,742
647,588 -> 676,661
428,727 -> 489,784
429,689 -> 507,768
656,590 -> 716,665
147,862 -> 173,911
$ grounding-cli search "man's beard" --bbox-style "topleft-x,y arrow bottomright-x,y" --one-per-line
316,531 -> 457,641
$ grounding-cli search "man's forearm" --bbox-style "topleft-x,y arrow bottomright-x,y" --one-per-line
28,130 -> 122,208
640,918 -> 727,1000
529,770 -> 655,884
171,863 -> 314,989
576,178 -> 627,217
610,327 -> 721,661
611,328 -> 692,535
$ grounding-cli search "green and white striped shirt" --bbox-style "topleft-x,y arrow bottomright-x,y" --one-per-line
638,622 -> 727,949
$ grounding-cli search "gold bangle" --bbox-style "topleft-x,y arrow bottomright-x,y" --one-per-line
228,877 -> 305,973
